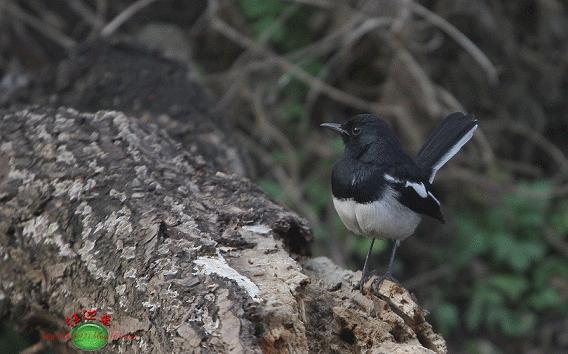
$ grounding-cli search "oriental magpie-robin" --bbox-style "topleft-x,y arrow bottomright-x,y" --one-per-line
321,112 -> 478,291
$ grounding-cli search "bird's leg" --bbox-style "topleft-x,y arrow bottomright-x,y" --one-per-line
373,240 -> 400,288
359,237 -> 375,292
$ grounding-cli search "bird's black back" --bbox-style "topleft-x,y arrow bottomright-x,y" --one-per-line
330,114 -> 444,221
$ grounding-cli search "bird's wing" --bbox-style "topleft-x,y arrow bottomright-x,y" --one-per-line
383,174 -> 445,222
416,112 -> 478,183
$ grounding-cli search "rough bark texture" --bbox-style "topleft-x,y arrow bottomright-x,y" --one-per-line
0,42 -> 446,353
6,41 -> 249,178
0,107 -> 445,353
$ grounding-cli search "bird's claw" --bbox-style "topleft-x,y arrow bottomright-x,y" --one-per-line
371,271 -> 398,291
359,271 -> 398,293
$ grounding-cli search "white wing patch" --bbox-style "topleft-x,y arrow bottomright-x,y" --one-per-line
429,124 -> 478,183
384,174 -> 401,183
384,174 -> 428,198
428,191 -> 440,206
405,181 -> 428,198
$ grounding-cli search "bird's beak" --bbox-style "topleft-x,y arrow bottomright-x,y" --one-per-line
320,122 -> 349,136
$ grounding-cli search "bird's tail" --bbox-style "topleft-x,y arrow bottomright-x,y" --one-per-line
416,112 -> 478,183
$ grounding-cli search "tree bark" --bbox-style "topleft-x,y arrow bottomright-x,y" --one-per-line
0,106 -> 446,353
1,42 -> 446,353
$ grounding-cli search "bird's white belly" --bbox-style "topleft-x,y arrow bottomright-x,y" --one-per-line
332,188 -> 421,240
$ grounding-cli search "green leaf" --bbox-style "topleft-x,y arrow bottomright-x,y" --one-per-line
528,288 -> 562,310
453,215 -> 489,265
351,237 -> 386,257
487,274 -> 528,301
550,201 -> 568,235
434,303 -> 459,335
498,310 -> 535,336
491,232 -> 515,264
239,0 -> 286,18
280,101 -> 304,122
258,179 -> 283,200
466,283 -> 504,331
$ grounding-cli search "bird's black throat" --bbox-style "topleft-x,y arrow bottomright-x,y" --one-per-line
331,157 -> 387,203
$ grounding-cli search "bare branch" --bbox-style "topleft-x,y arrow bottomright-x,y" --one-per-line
101,0 -> 158,37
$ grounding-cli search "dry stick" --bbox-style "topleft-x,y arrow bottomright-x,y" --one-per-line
287,0 -> 498,86
280,0 -> 333,8
210,15 -> 379,115
4,2 -> 76,50
405,265 -> 452,289
304,17 -> 393,124
68,0 -> 103,28
408,1 -> 498,84
214,3 -> 300,113
499,158 -> 543,178
250,88 -> 300,181
503,121 -> 568,177
203,11 -> 370,86
91,0 -> 109,39
238,132 -> 324,233
204,21 -> 350,86
100,0 -> 158,37
391,41 -> 442,118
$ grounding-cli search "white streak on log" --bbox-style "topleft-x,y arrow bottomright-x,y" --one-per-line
193,253 -> 261,302
242,224 -> 271,235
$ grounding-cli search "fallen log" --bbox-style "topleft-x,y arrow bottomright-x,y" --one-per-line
0,107 -> 446,353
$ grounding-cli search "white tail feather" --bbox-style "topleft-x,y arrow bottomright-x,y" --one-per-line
429,124 -> 478,183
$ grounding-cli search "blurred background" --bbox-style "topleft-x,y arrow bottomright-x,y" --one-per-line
1,0 -> 567,353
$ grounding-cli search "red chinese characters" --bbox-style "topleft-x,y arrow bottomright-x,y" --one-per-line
83,309 -> 97,321
65,312 -> 82,328
100,313 -> 112,327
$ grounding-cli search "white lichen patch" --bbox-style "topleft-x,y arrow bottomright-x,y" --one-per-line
56,145 -> 76,165
84,178 -> 96,191
75,201 -> 94,239
8,157 -> 36,185
120,246 -> 136,260
242,224 -> 272,235
53,179 -> 95,201
134,165 -> 148,178
116,284 -> 127,295
35,124 -> 53,141
135,277 -> 148,292
77,239 -> 115,281
22,215 -> 75,257
124,268 -> 137,279
0,142 -> 13,152
142,301 -> 159,312
193,252 -> 261,302
88,159 -> 105,173
75,201 -> 124,281
157,257 -> 179,277
68,179 -> 85,201
78,239 -> 96,255
110,189 -> 127,202
163,196 -> 199,235
55,112 -> 75,129
83,142 -> 105,158
98,206 -> 133,239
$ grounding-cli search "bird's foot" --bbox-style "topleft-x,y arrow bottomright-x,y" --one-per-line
371,271 -> 398,291
359,270 -> 398,293
359,273 -> 370,292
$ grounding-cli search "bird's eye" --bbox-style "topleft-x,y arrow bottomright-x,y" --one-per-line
352,127 -> 361,136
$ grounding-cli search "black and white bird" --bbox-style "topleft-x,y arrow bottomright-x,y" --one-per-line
321,112 -> 478,291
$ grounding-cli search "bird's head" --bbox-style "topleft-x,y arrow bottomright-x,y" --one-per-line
320,114 -> 399,158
